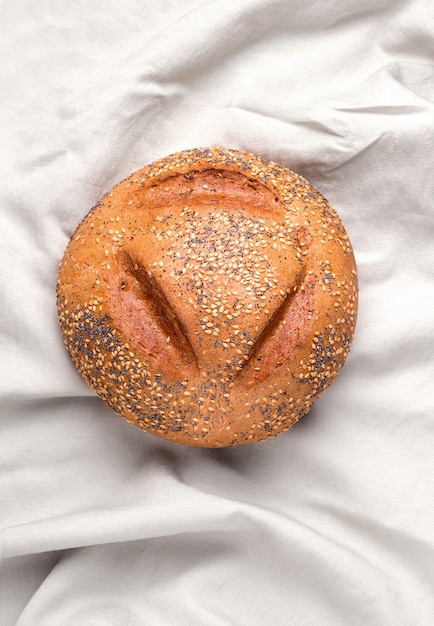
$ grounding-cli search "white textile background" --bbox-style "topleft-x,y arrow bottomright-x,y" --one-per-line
1,1 -> 434,624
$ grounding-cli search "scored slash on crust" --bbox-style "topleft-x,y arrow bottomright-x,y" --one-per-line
234,267 -> 311,389
121,251 -> 198,368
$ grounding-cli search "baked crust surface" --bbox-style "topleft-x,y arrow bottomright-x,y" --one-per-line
57,147 -> 358,446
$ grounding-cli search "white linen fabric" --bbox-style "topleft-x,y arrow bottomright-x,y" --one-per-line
1,0 -> 433,624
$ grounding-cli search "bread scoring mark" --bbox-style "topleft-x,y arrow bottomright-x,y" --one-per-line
235,268 -> 314,389
108,251 -> 198,378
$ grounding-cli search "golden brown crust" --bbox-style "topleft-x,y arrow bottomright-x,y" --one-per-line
57,147 -> 358,447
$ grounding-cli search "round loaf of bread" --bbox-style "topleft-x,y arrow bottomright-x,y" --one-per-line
57,147 -> 358,447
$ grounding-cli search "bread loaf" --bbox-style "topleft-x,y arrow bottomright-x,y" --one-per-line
57,147 -> 358,447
